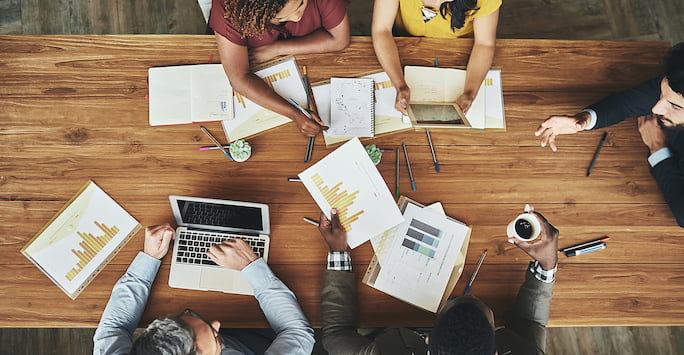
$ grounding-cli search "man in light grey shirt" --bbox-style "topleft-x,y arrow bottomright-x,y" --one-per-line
93,223 -> 314,355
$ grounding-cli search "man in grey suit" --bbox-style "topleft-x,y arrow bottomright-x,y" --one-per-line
318,208 -> 559,355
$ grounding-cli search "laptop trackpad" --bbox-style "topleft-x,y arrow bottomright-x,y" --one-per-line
199,268 -> 234,291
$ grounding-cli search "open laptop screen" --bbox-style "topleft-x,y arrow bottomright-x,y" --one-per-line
176,199 -> 264,231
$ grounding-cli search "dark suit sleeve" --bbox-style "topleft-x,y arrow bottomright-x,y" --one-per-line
321,270 -> 379,355
651,130 -> 684,227
586,75 -> 663,129
503,268 -> 554,353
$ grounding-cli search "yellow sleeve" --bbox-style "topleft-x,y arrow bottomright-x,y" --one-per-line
473,0 -> 502,18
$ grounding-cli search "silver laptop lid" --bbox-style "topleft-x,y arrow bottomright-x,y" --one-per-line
169,195 -> 270,235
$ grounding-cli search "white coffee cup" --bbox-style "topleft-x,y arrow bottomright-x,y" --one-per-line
506,204 -> 541,242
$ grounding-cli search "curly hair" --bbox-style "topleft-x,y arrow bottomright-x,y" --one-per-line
440,0 -> 480,32
428,302 -> 495,355
224,0 -> 290,37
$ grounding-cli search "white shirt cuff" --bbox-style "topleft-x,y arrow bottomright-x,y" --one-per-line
582,109 -> 597,130
648,147 -> 673,167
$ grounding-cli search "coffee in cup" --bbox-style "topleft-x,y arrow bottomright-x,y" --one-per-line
506,204 -> 541,242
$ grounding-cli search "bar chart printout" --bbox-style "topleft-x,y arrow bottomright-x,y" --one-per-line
372,203 -> 468,312
299,138 -> 403,248
21,181 -> 141,299
223,56 -> 308,141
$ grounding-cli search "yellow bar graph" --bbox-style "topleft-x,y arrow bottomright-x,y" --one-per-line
65,221 -> 119,281
311,173 -> 364,232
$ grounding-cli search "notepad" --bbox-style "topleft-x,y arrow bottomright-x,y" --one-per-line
148,64 -> 233,126
326,77 -> 375,137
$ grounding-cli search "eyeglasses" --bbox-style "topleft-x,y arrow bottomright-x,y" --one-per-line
179,308 -> 222,354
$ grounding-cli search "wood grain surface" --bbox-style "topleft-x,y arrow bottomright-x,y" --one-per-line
1,35 -> 681,328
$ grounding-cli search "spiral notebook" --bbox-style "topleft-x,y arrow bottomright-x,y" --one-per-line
327,77 -> 375,137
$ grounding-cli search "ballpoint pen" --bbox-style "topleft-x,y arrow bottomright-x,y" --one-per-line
559,236 -> 610,253
586,132 -> 608,176
303,217 -> 319,226
401,142 -> 416,191
464,249 -> 487,295
199,126 -> 234,161
426,128 -> 440,172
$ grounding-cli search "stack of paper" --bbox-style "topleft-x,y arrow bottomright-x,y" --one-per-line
364,196 -> 471,313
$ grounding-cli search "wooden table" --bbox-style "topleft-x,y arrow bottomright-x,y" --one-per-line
1,36 -> 681,328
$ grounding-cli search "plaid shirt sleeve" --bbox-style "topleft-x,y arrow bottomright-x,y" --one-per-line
529,261 -> 556,283
327,251 -> 352,271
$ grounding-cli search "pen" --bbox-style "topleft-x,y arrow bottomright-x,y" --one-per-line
402,142 -> 416,191
426,128 -> 440,172
559,236 -> 610,253
464,249 -> 487,295
395,147 -> 400,198
303,217 -> 319,226
199,145 -> 230,151
586,132 -> 608,176
199,125 -> 234,161
301,66 -> 317,163
565,243 -> 606,257
288,178 -> 302,182
288,98 -> 313,120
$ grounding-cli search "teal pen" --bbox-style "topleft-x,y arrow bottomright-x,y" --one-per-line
401,142 -> 416,191
464,249 -> 487,295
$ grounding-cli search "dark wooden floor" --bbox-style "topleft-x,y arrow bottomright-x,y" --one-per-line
1,0 -> 683,354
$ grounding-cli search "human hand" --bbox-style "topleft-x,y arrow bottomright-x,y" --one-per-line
318,209 -> 348,252
638,114 -> 668,154
456,92 -> 474,113
394,85 -> 410,115
143,223 -> 175,260
248,45 -> 278,64
508,211 -> 559,270
207,238 -> 258,271
535,112 -> 590,152
295,111 -> 328,137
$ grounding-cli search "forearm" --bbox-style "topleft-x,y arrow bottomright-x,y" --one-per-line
242,259 -> 314,355
463,42 -> 495,99
93,252 -> 160,355
270,27 -> 349,55
586,75 -> 662,129
321,270 -> 375,353
372,30 -> 408,91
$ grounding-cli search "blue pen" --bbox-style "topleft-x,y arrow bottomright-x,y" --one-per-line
287,98 -> 313,120
199,125 -> 234,161
401,142 -> 416,191
464,249 -> 487,295
426,128 -> 440,172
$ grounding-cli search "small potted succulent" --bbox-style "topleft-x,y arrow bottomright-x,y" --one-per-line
229,139 -> 252,162
365,144 -> 382,165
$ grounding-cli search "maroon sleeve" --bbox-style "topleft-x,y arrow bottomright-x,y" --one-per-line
317,0 -> 349,30
209,0 -> 249,46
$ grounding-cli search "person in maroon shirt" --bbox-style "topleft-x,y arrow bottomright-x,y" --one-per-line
210,0 -> 350,137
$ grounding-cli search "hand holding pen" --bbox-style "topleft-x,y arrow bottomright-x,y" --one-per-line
288,98 -> 328,137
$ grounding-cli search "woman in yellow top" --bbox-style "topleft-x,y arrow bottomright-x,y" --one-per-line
372,0 -> 501,114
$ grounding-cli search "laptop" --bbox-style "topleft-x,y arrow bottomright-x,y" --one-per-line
168,195 -> 270,295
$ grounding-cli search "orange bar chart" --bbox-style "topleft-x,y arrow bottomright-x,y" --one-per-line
311,173 -> 364,232
65,222 -> 120,281
374,80 -> 393,90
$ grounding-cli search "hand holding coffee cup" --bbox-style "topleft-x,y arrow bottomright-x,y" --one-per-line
507,207 -> 560,271
507,204 -> 541,242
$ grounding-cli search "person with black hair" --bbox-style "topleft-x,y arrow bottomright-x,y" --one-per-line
318,208 -> 559,355
93,224 -> 314,355
371,0 -> 500,115
535,42 -> 684,227
209,0 -> 351,137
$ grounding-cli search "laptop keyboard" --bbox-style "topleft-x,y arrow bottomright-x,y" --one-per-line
176,230 -> 266,266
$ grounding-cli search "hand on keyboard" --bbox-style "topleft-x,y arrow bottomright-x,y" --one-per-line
207,238 -> 259,271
